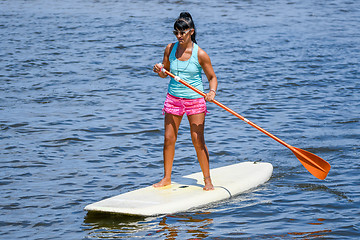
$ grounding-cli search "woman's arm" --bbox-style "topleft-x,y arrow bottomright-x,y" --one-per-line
154,43 -> 174,78
198,47 -> 218,102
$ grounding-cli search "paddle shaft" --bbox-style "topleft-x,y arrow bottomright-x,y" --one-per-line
163,69 -> 291,149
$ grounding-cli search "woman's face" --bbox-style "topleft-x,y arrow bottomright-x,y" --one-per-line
173,28 -> 193,44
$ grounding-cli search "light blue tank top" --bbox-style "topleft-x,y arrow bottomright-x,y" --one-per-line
168,42 -> 204,99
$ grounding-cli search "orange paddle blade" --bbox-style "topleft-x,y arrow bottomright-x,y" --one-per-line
291,147 -> 331,180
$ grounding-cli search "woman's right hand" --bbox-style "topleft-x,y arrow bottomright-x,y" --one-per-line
153,63 -> 163,73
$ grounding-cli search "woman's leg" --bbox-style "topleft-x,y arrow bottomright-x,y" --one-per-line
153,113 -> 183,187
187,113 -> 214,191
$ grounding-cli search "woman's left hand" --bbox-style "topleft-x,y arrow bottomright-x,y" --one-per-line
205,90 -> 216,102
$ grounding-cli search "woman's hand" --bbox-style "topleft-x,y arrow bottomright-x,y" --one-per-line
153,63 -> 163,73
205,89 -> 216,102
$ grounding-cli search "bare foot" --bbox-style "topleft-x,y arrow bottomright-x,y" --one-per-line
203,177 -> 214,191
153,178 -> 171,188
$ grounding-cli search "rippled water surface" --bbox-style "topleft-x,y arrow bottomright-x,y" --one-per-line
1,0 -> 359,239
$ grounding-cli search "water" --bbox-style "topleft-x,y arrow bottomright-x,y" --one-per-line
1,0 -> 359,239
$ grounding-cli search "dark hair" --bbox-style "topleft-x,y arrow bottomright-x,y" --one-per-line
174,12 -> 197,43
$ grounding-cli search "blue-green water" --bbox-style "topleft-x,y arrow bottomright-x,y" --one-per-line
1,0 -> 359,239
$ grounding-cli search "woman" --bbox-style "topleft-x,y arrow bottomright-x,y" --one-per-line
153,12 -> 218,191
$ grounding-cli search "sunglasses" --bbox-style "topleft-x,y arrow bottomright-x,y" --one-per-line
173,29 -> 192,36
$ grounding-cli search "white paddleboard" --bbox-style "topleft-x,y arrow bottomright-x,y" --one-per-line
84,161 -> 273,216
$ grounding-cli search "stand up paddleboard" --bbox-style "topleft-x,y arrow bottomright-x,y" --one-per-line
84,161 -> 273,216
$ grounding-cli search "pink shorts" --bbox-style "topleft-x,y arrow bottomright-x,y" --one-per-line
163,93 -> 207,116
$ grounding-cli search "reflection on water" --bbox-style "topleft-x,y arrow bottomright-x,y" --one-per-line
84,212 -> 147,238
84,211 -> 336,239
155,213 -> 213,240
288,229 -> 332,239
84,211 -> 213,239
84,211 -> 145,228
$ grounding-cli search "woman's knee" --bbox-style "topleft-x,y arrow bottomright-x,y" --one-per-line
164,132 -> 177,146
191,132 -> 205,149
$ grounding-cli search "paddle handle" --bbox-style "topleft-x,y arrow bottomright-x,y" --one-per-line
162,68 -> 292,149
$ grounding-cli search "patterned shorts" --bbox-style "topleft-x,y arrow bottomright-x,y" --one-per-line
163,93 -> 207,116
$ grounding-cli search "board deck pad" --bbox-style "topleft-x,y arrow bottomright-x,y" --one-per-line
84,162 -> 273,216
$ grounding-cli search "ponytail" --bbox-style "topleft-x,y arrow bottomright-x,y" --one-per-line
174,12 -> 197,44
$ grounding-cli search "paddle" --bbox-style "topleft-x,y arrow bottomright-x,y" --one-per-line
160,67 -> 331,180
